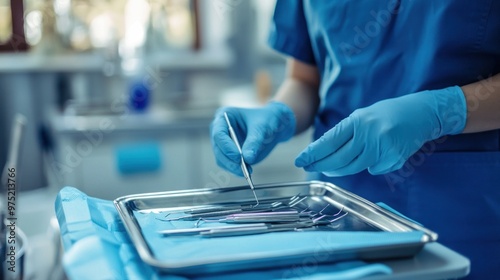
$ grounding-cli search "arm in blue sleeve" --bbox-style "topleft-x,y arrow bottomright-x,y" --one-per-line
268,0 -> 316,65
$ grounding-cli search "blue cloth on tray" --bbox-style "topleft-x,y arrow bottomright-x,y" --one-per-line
55,187 -> 426,280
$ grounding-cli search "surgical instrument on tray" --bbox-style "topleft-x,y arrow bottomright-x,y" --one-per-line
158,223 -> 269,236
158,220 -> 317,237
194,210 -> 312,226
160,207 -> 299,222
311,205 -> 346,222
156,203 -> 349,237
158,206 -> 285,221
223,112 -> 259,206
158,208 -> 248,221
197,210 -> 350,238
199,211 -> 352,238
159,195 -> 309,222
157,209 -> 350,237
193,207 -> 347,225
199,221 -> 318,237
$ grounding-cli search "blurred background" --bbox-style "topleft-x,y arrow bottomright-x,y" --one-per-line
0,0 -> 311,279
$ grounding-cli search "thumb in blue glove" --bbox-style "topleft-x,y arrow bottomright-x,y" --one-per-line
210,101 -> 296,176
295,86 -> 467,176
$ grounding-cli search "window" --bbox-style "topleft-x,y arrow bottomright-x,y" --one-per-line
0,0 -> 12,43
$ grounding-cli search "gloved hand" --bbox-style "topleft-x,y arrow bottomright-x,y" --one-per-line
295,86 -> 467,176
210,101 -> 296,176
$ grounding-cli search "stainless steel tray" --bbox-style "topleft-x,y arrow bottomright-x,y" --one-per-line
114,181 -> 437,275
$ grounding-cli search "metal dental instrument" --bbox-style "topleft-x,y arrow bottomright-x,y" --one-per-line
195,210 -> 311,225
162,194 -> 304,218
157,223 -> 268,236
223,112 -> 259,206
156,200 -> 350,237
161,205 -> 300,222
200,221 -> 316,238
158,208 -> 247,221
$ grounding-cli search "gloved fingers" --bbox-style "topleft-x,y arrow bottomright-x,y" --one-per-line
302,137 -> 363,174
242,135 -> 276,165
210,110 -> 244,160
212,143 -> 245,177
368,154 -> 406,175
210,111 -> 246,177
241,118 -> 281,165
295,117 -> 354,167
322,145 -> 379,177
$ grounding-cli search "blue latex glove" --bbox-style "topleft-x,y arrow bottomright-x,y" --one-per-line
295,86 -> 467,176
210,102 -> 296,176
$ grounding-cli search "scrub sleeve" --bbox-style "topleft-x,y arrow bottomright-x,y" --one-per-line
267,0 -> 315,65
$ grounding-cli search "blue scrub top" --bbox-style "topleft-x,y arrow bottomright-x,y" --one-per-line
269,1 -> 500,278
269,0 -> 500,150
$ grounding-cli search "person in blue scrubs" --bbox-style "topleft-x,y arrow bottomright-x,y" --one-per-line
211,1 -> 500,278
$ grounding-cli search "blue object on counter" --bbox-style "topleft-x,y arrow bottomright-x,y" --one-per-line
115,142 -> 162,175
129,81 -> 150,112
55,187 -> 407,280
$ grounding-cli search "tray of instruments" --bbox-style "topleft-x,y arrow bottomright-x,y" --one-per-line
114,181 -> 438,275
